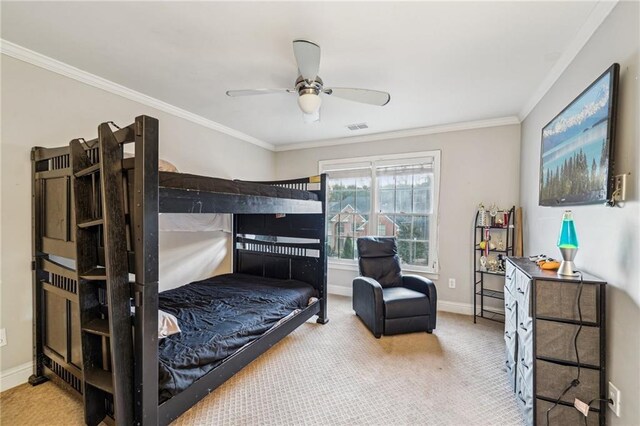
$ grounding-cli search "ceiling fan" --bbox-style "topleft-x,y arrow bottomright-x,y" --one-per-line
226,40 -> 391,122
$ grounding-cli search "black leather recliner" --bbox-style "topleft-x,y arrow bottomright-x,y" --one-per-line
352,237 -> 437,338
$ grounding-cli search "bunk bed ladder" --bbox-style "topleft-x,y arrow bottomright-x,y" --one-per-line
69,124 -> 134,426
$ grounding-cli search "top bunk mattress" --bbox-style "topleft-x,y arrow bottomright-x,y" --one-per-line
157,273 -> 317,403
159,172 -> 319,201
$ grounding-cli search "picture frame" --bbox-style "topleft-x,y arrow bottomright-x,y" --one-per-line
539,63 -> 619,206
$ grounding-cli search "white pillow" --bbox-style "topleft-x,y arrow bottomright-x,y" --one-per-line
122,152 -> 179,172
158,310 -> 181,339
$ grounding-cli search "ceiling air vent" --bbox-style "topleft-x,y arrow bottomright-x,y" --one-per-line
346,123 -> 369,131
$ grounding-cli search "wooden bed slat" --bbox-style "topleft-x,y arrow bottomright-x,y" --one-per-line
159,188 -> 322,214
83,319 -> 110,337
43,282 -> 79,303
41,237 -> 76,260
77,218 -> 104,229
43,258 -> 77,282
75,163 -> 100,178
35,168 -> 71,180
84,368 -> 114,394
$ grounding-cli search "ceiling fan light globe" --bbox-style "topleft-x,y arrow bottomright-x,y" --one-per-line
297,93 -> 322,114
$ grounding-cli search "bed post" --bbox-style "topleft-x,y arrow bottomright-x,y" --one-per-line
316,173 -> 329,324
132,116 -> 159,425
29,148 -> 48,386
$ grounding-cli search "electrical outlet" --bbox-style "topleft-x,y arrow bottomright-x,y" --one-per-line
448,278 -> 456,289
613,173 -> 629,202
608,381 -> 621,417
0,328 -> 6,347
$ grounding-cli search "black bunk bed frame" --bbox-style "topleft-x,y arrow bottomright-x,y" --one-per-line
30,115 -> 328,425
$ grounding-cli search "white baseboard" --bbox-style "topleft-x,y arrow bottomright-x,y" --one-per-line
436,300 -> 473,315
0,361 -> 32,392
327,284 -> 474,316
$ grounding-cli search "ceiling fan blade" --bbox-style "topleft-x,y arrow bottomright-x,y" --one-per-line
293,39 -> 321,82
226,88 -> 294,97
324,88 -> 391,106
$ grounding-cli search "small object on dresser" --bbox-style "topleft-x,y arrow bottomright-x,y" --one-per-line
528,254 -> 547,262
489,204 -> 499,226
480,255 -> 487,271
487,257 -> 498,272
557,210 -> 579,276
539,259 -> 560,270
478,203 -> 488,227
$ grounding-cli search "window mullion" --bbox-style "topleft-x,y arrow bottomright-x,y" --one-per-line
370,162 -> 377,237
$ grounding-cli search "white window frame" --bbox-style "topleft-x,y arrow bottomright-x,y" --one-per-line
319,150 -> 441,275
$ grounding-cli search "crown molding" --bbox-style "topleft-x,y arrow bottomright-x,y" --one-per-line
518,0 -> 618,120
0,39 -> 275,151
274,116 -> 521,152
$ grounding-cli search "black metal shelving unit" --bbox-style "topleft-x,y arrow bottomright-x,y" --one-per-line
473,206 -> 515,323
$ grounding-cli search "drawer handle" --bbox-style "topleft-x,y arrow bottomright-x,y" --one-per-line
505,305 -> 513,312
519,322 -> 528,332
516,288 -> 525,294
517,391 -> 526,404
520,358 -> 530,368
504,331 -> 512,339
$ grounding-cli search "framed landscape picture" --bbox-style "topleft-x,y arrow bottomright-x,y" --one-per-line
539,63 -> 619,206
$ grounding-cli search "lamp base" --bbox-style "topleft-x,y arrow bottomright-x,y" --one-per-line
557,260 -> 578,276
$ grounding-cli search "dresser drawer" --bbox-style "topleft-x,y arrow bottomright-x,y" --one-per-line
535,359 -> 600,404
505,261 -> 517,295
504,297 -> 517,333
518,314 -> 533,339
517,329 -> 533,369
536,319 -> 601,366
535,280 -> 598,323
515,273 -> 532,319
504,329 -> 517,361
516,363 -> 534,426
505,351 -> 517,391
536,398 -> 600,426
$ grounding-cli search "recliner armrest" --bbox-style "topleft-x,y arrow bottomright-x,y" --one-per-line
402,274 -> 437,330
352,276 -> 384,337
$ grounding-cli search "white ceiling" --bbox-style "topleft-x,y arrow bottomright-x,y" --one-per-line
1,1 -> 607,147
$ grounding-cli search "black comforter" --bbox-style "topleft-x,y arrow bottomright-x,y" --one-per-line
157,273 -> 317,402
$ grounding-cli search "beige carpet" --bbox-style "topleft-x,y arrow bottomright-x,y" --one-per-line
1,295 -> 524,425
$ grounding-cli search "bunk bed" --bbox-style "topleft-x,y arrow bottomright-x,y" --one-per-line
30,115 -> 328,425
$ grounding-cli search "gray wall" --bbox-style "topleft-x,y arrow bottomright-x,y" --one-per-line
0,55 -> 275,375
519,2 -> 639,424
276,124 -> 521,311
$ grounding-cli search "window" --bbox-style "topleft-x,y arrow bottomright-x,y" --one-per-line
320,151 -> 440,273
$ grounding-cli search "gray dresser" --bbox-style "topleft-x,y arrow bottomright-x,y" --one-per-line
504,257 -> 607,426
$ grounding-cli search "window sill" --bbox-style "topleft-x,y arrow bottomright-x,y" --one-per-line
328,261 -> 359,272
328,260 -> 440,280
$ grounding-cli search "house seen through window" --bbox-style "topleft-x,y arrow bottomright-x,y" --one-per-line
320,151 -> 440,272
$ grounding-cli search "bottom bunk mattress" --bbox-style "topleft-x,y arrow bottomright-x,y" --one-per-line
158,273 -> 317,402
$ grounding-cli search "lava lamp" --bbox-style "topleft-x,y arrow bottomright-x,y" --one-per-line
557,211 -> 579,276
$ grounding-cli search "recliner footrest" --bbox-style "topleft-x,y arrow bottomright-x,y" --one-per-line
385,316 -> 431,335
